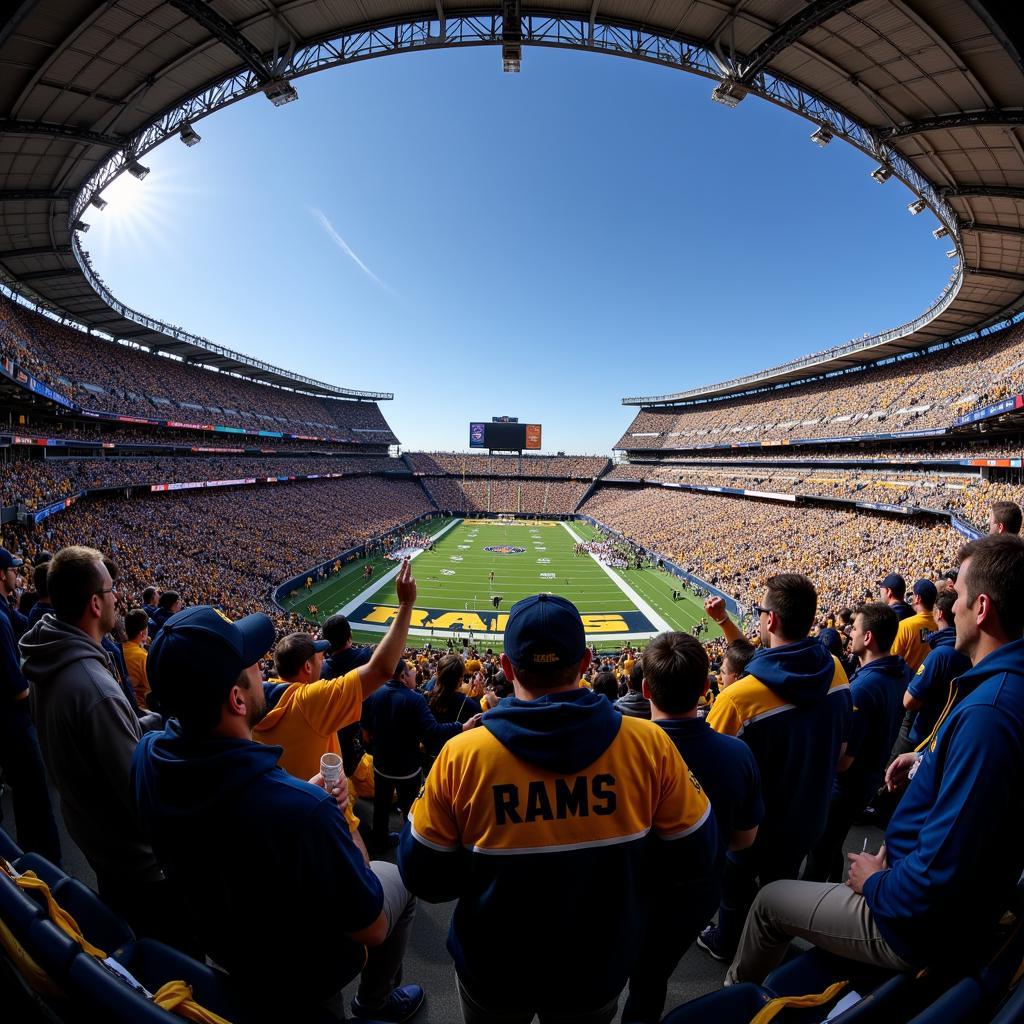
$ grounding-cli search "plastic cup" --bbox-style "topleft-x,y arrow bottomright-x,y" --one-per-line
320,752 -> 344,790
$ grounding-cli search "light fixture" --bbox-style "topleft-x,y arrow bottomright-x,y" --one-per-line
946,249 -> 959,259
264,80 -> 298,106
72,220 -> 90,233
126,160 -> 150,180
907,198 -> 927,215
711,81 -> 747,108
179,122 -> 201,147
870,165 -> 892,184
89,195 -> 108,210
810,126 -> 833,147
933,226 -> 949,239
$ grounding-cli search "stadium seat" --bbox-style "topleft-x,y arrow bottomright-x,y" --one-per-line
905,977 -> 984,1024
661,982 -> 771,1022
992,980 -> 1024,1024
53,877 -> 135,955
762,947 -> 949,1024
14,853 -> 68,888
0,863 -> 44,941
0,826 -> 23,863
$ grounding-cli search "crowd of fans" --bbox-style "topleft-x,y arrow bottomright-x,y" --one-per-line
407,451 -> 609,479
423,476 -> 590,515
0,294 -> 398,442
617,320 -> 1024,450
601,465 -> 1021,533
579,486 -> 955,613
0,478 -> 433,631
0,455 -> 404,510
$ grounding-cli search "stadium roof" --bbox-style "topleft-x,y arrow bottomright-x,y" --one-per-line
0,2 -> 1022,407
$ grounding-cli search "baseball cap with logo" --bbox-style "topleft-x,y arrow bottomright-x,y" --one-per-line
0,548 -> 24,571
877,573 -> 907,596
148,605 -> 275,713
503,594 -> 586,671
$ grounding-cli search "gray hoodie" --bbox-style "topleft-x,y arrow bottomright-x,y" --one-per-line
20,614 -> 163,884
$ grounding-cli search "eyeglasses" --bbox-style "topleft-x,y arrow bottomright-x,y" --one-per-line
96,586 -> 118,596
751,603 -> 772,618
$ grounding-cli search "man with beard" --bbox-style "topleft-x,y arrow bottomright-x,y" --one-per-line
132,559 -> 424,1022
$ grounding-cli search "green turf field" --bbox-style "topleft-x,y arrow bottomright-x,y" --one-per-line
280,517 -> 727,651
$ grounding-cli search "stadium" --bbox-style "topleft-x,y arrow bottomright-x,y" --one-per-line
1,1 -> 1024,1022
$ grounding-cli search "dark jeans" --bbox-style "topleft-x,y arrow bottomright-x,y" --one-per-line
716,843 -> 807,955
804,789 -> 865,883
624,877 -> 721,1023
0,702 -> 62,867
371,769 -> 421,848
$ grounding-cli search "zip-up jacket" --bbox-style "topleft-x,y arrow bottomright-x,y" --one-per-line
906,628 -> 972,746
399,688 -> 716,1012
864,639 -> 1024,967
707,637 -> 851,861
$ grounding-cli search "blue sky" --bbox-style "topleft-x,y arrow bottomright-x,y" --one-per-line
87,45 -> 952,454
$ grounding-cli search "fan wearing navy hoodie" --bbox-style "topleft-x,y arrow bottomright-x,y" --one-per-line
804,603 -> 909,883
699,575 -> 852,961
399,594 -> 717,1024
132,560 -> 426,1023
727,534 -> 1024,983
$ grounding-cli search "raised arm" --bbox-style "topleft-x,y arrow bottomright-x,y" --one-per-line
358,558 -> 417,700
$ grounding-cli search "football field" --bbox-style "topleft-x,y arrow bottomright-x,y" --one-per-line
281,517 -> 726,651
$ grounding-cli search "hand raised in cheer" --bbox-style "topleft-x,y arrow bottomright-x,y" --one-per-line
396,557 -> 417,608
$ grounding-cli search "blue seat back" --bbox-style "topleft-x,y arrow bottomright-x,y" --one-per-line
661,982 -> 771,1023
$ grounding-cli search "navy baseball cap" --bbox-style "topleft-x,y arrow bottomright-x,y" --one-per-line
0,548 -> 23,570
877,573 -> 906,595
149,605 -> 275,707
504,594 -> 586,670
913,579 -> 938,604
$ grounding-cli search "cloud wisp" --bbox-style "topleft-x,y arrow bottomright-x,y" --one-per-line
310,207 -> 394,294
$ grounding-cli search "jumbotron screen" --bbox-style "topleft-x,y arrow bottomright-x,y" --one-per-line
469,421 -> 542,449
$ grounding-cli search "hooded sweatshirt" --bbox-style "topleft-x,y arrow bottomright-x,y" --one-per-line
906,627 -> 972,746
707,637 -> 851,861
20,614 -> 161,883
399,687 -> 716,1012
864,638 -> 1024,968
838,654 -> 911,807
132,722 -> 382,1003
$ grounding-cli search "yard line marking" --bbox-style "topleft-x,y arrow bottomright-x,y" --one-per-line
339,517 -> 463,617
560,522 -> 671,633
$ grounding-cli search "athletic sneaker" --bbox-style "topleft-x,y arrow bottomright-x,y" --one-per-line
697,925 -> 732,963
351,984 -> 425,1022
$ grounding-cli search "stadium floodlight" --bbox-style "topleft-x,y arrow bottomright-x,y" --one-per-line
870,165 -> 892,184
72,220 -> 90,233
126,160 -> 150,180
711,81 -> 747,108
933,226 -> 949,239
89,195 -> 108,210
810,126 -> 833,147
263,80 -> 298,106
179,122 -> 201,147
907,198 -> 927,215
946,249 -> 959,259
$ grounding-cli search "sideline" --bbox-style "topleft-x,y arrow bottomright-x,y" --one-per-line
560,521 -> 672,633
338,517 -> 463,617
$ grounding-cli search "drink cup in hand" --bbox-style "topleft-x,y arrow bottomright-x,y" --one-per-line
320,752 -> 344,791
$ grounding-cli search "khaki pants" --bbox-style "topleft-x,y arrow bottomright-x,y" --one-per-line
726,880 -> 914,985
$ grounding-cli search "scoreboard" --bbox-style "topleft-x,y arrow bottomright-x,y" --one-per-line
469,421 -> 542,450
